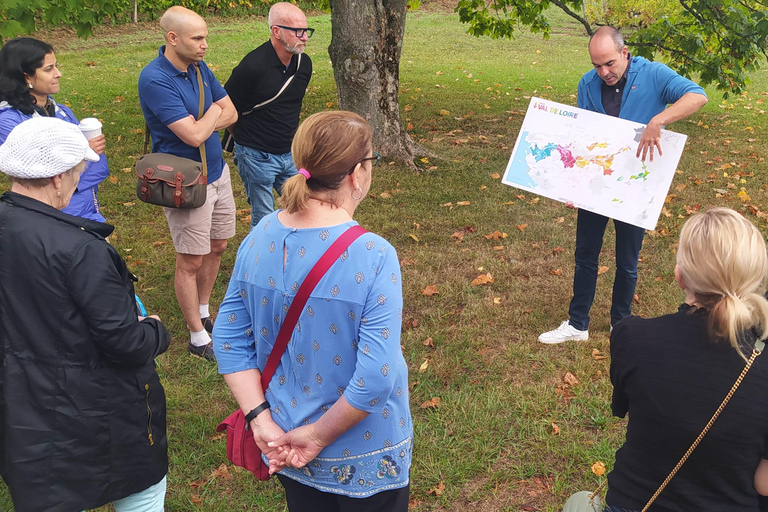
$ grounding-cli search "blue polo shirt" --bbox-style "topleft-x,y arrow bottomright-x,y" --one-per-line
138,46 -> 227,183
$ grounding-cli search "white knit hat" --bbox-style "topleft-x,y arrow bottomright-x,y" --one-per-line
0,117 -> 100,179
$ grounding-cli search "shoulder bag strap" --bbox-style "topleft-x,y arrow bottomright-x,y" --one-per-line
639,339 -> 766,511
260,224 -> 367,390
240,54 -> 302,117
194,63 -> 208,179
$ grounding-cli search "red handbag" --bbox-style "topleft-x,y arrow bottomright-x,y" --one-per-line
216,225 -> 368,480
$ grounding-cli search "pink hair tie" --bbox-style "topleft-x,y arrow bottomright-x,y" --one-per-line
298,168 -> 311,179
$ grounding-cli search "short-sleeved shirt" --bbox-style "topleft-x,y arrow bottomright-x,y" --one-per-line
224,41 -> 312,155
138,46 -> 227,183
214,211 -> 412,497
607,305 -> 768,511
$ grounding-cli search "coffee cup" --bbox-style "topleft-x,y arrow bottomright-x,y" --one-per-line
79,117 -> 102,140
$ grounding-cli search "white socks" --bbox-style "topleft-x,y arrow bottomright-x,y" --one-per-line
190,329 -> 211,347
199,303 -> 210,319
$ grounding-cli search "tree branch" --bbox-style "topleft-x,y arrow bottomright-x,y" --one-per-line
549,0 -> 593,35
628,41 -> 717,73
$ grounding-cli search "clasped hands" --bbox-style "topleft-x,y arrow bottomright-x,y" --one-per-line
251,413 -> 326,475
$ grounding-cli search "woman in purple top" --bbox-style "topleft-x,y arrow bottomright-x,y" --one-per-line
0,37 -> 109,222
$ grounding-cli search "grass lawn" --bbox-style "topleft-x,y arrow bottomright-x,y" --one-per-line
1,5 -> 767,511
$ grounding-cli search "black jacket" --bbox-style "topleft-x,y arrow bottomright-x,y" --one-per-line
0,192 -> 169,512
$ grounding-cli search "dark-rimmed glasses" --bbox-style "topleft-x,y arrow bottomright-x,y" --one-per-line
360,151 -> 381,167
275,25 -> 315,38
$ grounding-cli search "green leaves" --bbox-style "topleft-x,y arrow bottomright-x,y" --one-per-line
457,0 -> 768,97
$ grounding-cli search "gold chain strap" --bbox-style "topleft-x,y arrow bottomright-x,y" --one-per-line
639,340 -> 764,512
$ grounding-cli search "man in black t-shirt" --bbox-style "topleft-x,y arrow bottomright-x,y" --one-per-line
225,2 -> 313,227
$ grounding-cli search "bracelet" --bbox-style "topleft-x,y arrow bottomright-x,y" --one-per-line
244,400 -> 270,430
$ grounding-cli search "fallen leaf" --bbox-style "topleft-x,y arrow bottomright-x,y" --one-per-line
591,461 -> 606,476
493,297 -> 502,304
661,207 -> 672,218
456,201 -> 471,206
550,269 -> 563,276
563,372 -> 579,386
591,348 -> 607,361
423,337 -> 434,347
427,480 -> 446,495
490,173 -> 501,179
440,202 -> 453,207
108,176 -> 118,184
515,224 -> 528,232
421,397 -> 442,409
209,463 -> 232,481
738,190 -> 752,202
439,109 -> 451,116
379,192 -> 392,199
409,234 -> 420,242
419,359 -> 429,373
421,285 -> 439,296
493,245 -> 504,251
554,217 -> 565,223
597,266 -> 609,276
634,293 -> 641,304
121,167 -> 132,173
122,202 -> 135,207
471,273 -> 494,286
484,231 -> 508,240
451,231 -> 465,241
552,422 -> 560,436
553,246 -> 565,255
153,241 -> 167,247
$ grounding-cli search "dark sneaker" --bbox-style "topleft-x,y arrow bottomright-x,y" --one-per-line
201,316 -> 215,334
188,341 -> 216,362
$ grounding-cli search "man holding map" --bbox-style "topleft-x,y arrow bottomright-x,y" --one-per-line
538,26 -> 708,344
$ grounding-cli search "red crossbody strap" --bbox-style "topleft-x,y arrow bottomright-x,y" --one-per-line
260,224 -> 368,390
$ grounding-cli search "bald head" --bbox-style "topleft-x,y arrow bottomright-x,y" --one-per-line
589,26 -> 625,53
160,6 -> 206,39
268,2 -> 306,27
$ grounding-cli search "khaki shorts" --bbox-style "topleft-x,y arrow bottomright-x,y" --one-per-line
164,163 -> 236,255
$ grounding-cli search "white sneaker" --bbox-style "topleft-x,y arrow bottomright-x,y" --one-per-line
538,320 -> 589,344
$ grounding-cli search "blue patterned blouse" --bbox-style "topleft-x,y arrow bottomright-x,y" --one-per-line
214,212 -> 412,497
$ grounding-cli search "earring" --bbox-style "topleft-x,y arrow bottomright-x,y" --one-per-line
351,186 -> 363,201
27,82 -> 33,89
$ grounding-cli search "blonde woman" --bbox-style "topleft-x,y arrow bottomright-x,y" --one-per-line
606,207 -> 768,512
214,111 -> 412,511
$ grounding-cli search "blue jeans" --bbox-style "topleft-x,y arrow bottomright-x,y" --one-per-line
233,143 -> 297,228
81,476 -> 166,512
568,209 -> 645,330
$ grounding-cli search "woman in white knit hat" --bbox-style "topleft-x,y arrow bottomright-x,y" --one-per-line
0,117 -> 171,512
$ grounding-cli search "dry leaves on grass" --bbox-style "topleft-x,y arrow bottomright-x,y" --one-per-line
471,273 -> 494,286
427,481 -> 446,496
592,348 -> 607,361
420,397 -> 442,409
597,265 -> 609,276
419,359 -> 430,373
516,223 -> 528,232
484,230 -> 508,240
591,461 -> 606,476
550,269 -> 563,276
421,285 -> 439,296
551,422 -> 560,435
563,372 -> 579,386
423,337 -> 434,348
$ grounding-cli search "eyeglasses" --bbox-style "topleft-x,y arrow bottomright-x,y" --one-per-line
360,151 -> 381,167
275,25 -> 315,38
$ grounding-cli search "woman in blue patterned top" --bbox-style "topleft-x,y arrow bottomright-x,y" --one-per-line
214,111 -> 412,511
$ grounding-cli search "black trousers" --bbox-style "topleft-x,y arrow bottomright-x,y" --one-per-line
277,474 -> 409,512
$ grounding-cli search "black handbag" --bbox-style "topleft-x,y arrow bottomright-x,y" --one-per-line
136,63 -> 208,209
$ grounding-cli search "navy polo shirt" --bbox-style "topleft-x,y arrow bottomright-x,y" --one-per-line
138,46 -> 227,182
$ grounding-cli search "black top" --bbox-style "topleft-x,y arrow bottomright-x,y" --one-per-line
601,54 -> 631,117
0,192 -> 169,512
607,304 -> 768,511
224,41 -> 312,154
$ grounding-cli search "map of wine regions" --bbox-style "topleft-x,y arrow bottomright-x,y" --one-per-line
502,97 -> 688,230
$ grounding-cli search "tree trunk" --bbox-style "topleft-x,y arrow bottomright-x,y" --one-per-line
329,0 -> 427,168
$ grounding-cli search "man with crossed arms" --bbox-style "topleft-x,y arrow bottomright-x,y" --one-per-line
539,26 -> 707,344
139,6 -> 238,361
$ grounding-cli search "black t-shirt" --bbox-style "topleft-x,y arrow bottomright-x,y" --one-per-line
600,54 -> 631,117
224,41 -> 312,154
608,304 -> 768,511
